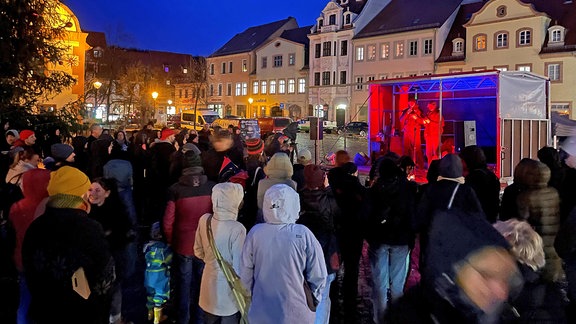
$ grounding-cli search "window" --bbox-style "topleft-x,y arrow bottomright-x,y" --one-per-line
380,43 -> 390,59
323,42 -> 332,57
164,65 -> 170,73
288,79 -> 295,94
329,14 -> 336,25
495,32 -> 508,49
394,41 -> 404,58
261,57 -> 267,68
494,65 -> 508,71
355,76 -> 363,90
367,44 -> 376,60
379,74 -> 388,80
210,64 -> 214,75
472,66 -> 487,71
235,83 -> 241,96
166,80 -> 171,85
318,19 -> 323,28
209,84 -> 214,96
273,55 -> 283,67
221,62 -> 226,74
322,72 -> 330,85
546,62 -> 562,82
551,29 -> 562,42
408,40 -> 418,56
517,29 -> 532,46
496,5 -> 507,17
227,83 -> 232,96
345,14 -> 351,25
356,46 -> 364,61
253,81 -> 259,94
423,39 -> 433,55
93,49 -> 102,58
314,72 -> 321,86
288,53 -> 296,65
367,76 -> 375,82
315,44 -> 321,58
474,34 -> 487,51
298,78 -> 306,93
453,38 -> 464,54
270,80 -> 276,94
340,71 -> 347,84
218,84 -> 222,96
182,68 -> 188,74
515,64 -> 531,72
551,103 -> 570,115
341,40 -> 348,56
229,61 -> 233,73
242,60 -> 247,72
449,68 -> 463,73
261,81 -> 267,94
242,82 -> 247,96
279,80 -> 286,94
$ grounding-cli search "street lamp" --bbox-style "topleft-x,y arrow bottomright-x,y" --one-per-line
151,91 -> 158,122
167,99 -> 173,125
93,81 -> 102,120
248,97 -> 253,118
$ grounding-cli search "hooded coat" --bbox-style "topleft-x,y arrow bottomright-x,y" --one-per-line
194,183 -> 247,316
241,184 -> 327,324
256,153 -> 297,210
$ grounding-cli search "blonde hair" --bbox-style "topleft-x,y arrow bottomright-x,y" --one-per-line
493,219 -> 545,271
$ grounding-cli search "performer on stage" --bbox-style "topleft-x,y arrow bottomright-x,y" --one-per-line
423,102 -> 444,165
399,99 -> 425,169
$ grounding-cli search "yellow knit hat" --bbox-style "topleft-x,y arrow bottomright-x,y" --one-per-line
47,166 -> 91,197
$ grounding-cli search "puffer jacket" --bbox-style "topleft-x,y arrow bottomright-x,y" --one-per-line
517,160 -> 563,282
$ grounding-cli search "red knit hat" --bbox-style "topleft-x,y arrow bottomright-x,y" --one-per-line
19,130 -> 35,141
245,138 -> 264,155
160,129 -> 176,141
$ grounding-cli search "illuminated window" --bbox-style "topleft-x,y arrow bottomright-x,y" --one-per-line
253,81 -> 259,94
261,81 -> 267,94
298,78 -> 306,93
380,43 -> 390,59
474,34 -> 487,51
235,83 -> 241,96
288,79 -> 295,94
93,49 -> 102,58
356,46 -> 364,61
269,80 -> 276,94
279,80 -> 286,93
367,44 -> 376,60
288,53 -> 295,65
242,83 -> 247,96
394,41 -> 404,58
516,64 -> 531,72
494,65 -> 508,71
242,60 -> 247,72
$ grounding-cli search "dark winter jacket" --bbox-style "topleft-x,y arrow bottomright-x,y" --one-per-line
555,206 -> 576,267
163,168 -> 215,256
292,163 -> 306,191
461,145 -> 500,223
327,166 -> 367,235
149,141 -> 176,189
22,203 -> 115,324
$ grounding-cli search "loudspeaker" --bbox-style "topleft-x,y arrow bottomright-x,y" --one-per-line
453,120 -> 476,152
310,117 -> 323,140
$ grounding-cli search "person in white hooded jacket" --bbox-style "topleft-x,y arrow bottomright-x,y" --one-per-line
194,182 -> 247,323
241,184 -> 327,324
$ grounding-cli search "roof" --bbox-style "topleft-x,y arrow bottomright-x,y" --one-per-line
354,0 -> 463,39
436,1 -> 485,63
210,17 -> 297,57
340,0 -> 368,14
520,0 -> 576,50
280,25 -> 313,45
106,46 -> 194,67
85,31 -> 107,48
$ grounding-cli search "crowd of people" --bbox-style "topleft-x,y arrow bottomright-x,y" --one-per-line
0,118 -> 575,324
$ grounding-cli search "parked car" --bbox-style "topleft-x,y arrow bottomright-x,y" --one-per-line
298,117 -> 338,134
257,117 -> 292,137
338,121 -> 369,137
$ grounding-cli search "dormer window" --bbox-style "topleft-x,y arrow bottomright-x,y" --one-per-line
345,14 -> 351,25
318,19 -> 324,28
548,26 -> 566,46
452,38 -> 464,55
329,14 -> 336,25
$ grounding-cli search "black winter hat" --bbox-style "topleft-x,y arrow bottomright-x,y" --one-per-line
182,150 -> 202,169
51,143 -> 74,161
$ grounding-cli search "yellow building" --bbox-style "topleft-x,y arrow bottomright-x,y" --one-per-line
40,2 -> 89,111
436,0 -> 576,118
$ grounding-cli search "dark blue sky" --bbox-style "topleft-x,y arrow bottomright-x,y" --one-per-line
64,0 -> 327,56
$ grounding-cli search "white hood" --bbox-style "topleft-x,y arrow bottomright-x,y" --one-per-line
263,184 -> 300,224
212,182 -> 244,221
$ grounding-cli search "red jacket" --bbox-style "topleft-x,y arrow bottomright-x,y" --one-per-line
163,171 -> 215,256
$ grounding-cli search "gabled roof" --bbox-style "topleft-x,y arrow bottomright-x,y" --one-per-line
340,0 -> 368,14
354,0 -> 463,39
520,0 -> 576,50
85,31 -> 107,48
210,17 -> 297,57
107,46 -> 194,67
436,1 -> 485,63
280,26 -> 313,46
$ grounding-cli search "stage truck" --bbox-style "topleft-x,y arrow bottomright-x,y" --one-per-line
367,70 -> 551,181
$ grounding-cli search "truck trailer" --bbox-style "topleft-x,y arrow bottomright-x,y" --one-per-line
367,70 -> 550,181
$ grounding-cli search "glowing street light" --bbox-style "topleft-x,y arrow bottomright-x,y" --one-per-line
93,81 -> 102,119
151,91 -> 158,121
248,97 -> 253,118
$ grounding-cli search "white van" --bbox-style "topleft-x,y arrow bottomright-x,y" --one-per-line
180,109 -> 220,130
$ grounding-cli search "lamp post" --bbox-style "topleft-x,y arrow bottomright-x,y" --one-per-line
167,99 -> 173,125
93,81 -> 102,120
151,91 -> 158,123
248,97 -> 253,118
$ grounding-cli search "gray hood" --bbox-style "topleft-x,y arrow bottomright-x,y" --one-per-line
263,184 -> 300,224
212,182 -> 244,221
